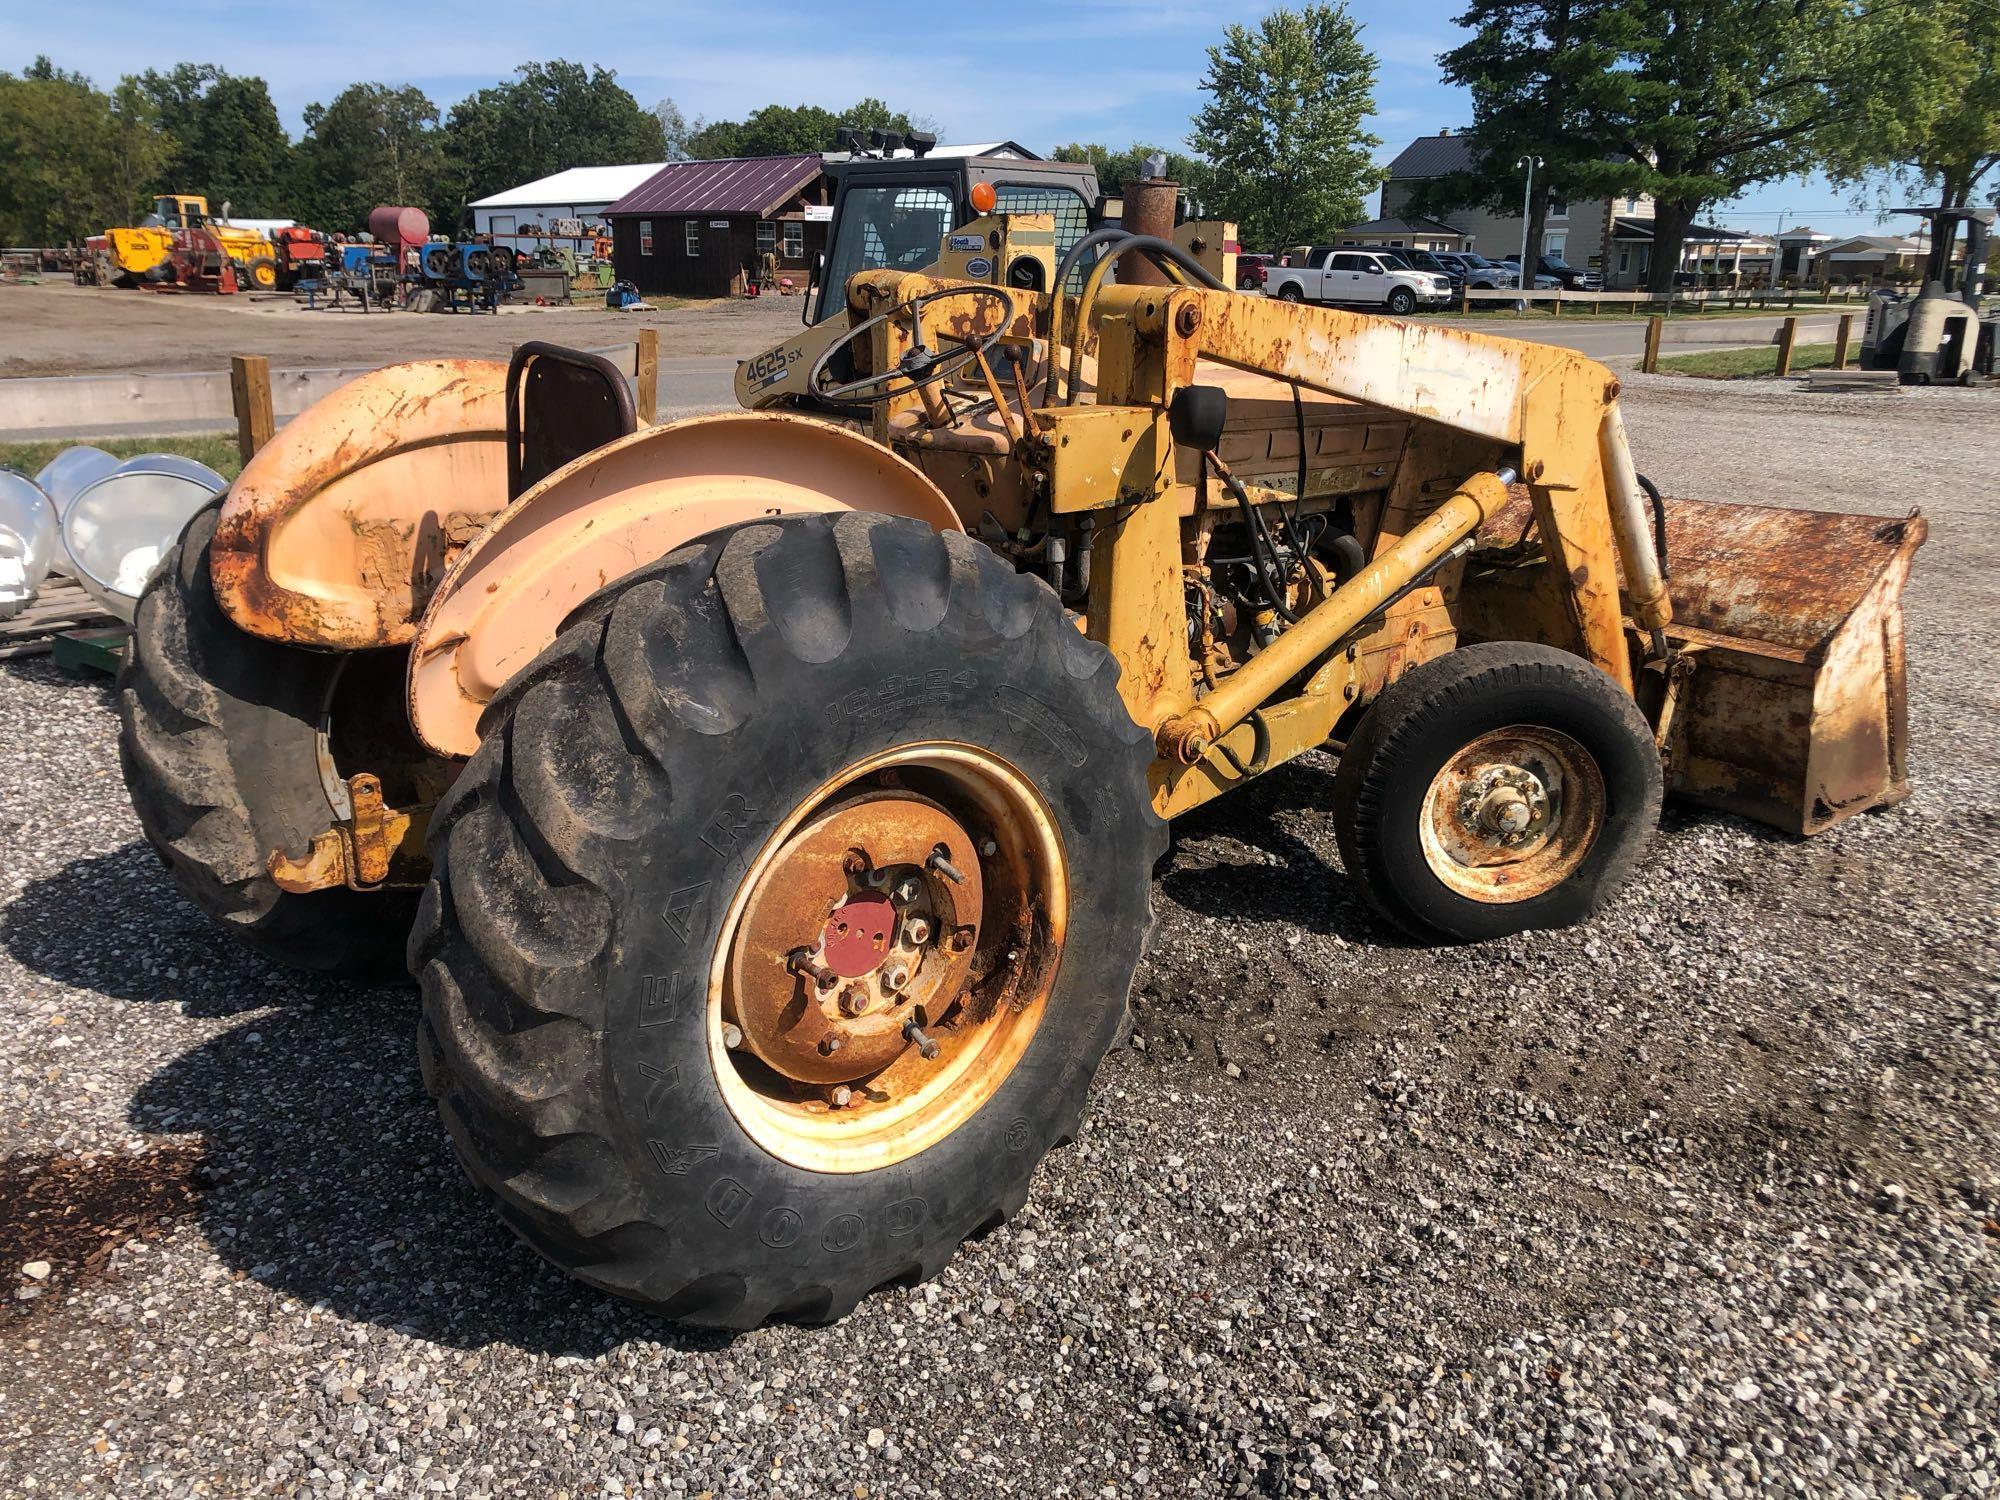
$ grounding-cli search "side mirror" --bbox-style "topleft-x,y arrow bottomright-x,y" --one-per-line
804,251 -> 828,326
1169,385 -> 1229,452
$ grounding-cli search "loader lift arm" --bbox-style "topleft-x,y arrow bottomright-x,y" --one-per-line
855,269 -> 1675,814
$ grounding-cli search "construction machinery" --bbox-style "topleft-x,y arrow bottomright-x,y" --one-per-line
117,203 -> 1925,1330
104,194 -> 283,291
735,152 -> 1102,410
1861,205 -> 1996,383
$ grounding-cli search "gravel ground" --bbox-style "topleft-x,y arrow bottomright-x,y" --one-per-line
1,376 -> 1996,1497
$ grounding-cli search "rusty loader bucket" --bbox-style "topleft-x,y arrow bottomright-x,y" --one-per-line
1652,497 -> 1925,835
1468,493 -> 1925,836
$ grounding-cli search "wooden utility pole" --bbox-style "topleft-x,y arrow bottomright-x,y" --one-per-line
230,355 -> 274,462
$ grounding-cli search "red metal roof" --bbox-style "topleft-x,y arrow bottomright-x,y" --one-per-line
606,155 -> 823,217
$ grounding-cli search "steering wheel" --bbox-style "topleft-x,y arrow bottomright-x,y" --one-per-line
808,284 -> 1017,405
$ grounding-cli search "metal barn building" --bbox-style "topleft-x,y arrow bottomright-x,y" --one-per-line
469,164 -> 666,254
606,156 -> 831,299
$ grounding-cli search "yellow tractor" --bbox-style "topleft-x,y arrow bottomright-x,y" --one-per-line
104,194 -> 281,291
117,208 -> 1922,1328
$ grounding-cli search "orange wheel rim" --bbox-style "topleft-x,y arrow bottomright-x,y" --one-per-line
707,743 -> 1067,1173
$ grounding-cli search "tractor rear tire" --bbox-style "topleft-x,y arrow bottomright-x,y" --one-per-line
413,513 -> 1162,1328
118,505 -> 418,978
1331,643 -> 1660,943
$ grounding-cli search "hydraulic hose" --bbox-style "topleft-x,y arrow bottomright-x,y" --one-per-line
1045,232 -> 1229,403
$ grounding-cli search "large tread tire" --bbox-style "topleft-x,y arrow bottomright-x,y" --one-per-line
117,505 -> 417,978
1331,642 -> 1661,944
413,513 -> 1163,1328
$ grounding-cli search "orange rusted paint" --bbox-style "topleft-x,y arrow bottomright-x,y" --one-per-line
212,360 -> 508,649
407,411 -> 962,758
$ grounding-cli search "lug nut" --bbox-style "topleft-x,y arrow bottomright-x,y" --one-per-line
842,848 -> 871,878
838,986 -> 870,1017
950,925 -> 976,953
721,1022 -> 744,1051
882,962 -> 911,992
902,1020 -> 941,1060
927,848 -> 967,885
979,839 -> 998,857
892,876 -> 922,905
830,1085 -> 854,1108
904,917 -> 932,945
817,1035 -> 843,1056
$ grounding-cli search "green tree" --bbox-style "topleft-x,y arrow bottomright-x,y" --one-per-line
0,61 -> 168,243
130,64 -> 292,217
1188,4 -> 1383,251
653,97 -> 694,160
684,99 -> 923,160
1598,0 -> 1866,290
1050,143 -> 1216,215
1424,0 -> 1628,276
292,83 -> 443,232
1821,0 -> 2000,258
435,60 -> 665,228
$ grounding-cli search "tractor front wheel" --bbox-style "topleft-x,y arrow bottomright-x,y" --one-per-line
414,513 -> 1162,1327
1331,643 -> 1661,943
244,256 -> 278,291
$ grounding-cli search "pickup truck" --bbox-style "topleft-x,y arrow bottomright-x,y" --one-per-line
1503,254 -> 1603,291
1263,246 -> 1453,314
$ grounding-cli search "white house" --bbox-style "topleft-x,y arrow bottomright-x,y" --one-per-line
469,164 -> 667,252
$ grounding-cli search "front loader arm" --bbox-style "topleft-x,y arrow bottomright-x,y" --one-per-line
1127,284 -> 1666,695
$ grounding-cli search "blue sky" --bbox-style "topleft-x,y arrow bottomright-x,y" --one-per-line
6,0 -> 1896,237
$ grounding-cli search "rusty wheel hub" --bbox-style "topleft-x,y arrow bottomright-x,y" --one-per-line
1419,726 -> 1604,903
727,795 -> 985,1086
709,743 -> 1067,1175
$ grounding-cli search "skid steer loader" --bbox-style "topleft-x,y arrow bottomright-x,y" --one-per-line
118,209 -> 1924,1329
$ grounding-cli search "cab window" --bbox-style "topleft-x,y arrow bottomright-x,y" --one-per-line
990,183 -> 1093,289
813,182 -> 954,323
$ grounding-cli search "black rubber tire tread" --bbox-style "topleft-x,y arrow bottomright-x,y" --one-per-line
1331,642 -> 1661,944
117,504 -> 417,978
413,512 -> 1163,1328
1387,287 -> 1417,315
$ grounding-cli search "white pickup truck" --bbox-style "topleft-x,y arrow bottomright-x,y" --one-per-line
1264,247 -> 1454,314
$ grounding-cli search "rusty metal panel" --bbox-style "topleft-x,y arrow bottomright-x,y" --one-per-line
211,359 -> 509,649
1470,488 -> 1927,835
1654,500 -> 1925,661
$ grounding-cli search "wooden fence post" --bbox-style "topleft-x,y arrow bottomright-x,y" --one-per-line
1833,313 -> 1854,370
230,354 -> 274,462
1775,315 -> 1798,376
1642,315 -> 1663,373
635,328 -> 659,424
